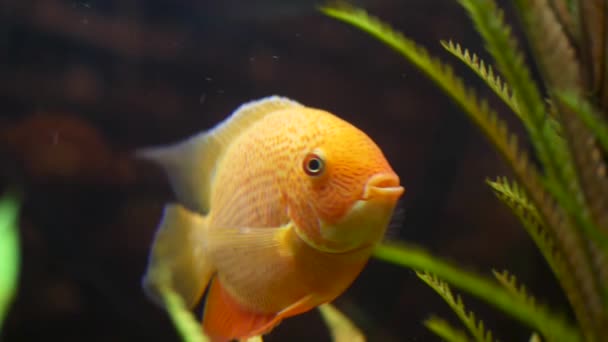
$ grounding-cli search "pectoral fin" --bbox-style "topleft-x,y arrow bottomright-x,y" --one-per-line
203,224 -> 295,292
142,203 -> 214,308
201,223 -> 320,341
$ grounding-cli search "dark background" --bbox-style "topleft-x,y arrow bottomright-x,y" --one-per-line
0,0 -> 570,341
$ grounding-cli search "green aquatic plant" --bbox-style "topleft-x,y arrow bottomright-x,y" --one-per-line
417,271 -> 494,342
321,0 -> 608,341
374,243 -> 578,341
0,190 -> 21,332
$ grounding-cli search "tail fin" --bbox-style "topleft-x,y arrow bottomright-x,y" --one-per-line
142,203 -> 214,308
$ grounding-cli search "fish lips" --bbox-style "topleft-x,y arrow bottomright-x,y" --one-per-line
315,172 -> 404,253
361,173 -> 404,202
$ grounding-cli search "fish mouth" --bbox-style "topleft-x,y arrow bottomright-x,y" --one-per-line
362,173 -> 405,201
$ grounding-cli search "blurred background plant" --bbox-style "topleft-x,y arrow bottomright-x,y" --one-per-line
322,0 -> 608,341
0,190 -> 21,332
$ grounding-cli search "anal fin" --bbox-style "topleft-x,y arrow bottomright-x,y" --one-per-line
275,294 -> 316,318
202,276 -> 319,342
202,277 -> 278,342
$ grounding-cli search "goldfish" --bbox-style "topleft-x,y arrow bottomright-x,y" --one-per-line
138,96 -> 404,341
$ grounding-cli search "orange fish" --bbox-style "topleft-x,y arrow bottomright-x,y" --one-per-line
138,96 -> 404,341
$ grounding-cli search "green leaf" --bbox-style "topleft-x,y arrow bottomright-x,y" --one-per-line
554,92 -> 608,233
318,304 -> 365,342
513,3 -> 608,309
417,271 -> 494,342
458,0 -> 608,263
373,243 -> 581,341
159,287 -> 209,342
554,92 -> 608,232
548,0 -> 579,44
457,3 -> 604,262
486,177 -> 572,285
458,1 -> 600,251
321,2 -> 608,340
149,269 -> 266,342
553,91 -> 608,322
576,0 -> 607,105
513,0 -> 582,92
424,316 -> 472,342
320,5 -> 607,340
440,40 -> 520,116
529,331 -> 543,342
488,176 -> 606,340
457,0 -> 562,182
0,190 -> 21,332
492,270 -> 540,309
556,91 -> 608,154
151,269 -> 210,342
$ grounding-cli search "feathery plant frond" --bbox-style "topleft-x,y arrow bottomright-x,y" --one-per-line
486,177 -> 560,276
321,4 -> 599,340
553,92 -> 607,312
424,316 -> 474,342
513,2 -> 608,302
548,0 -> 578,44
373,243 -> 581,341
459,0 -> 608,262
417,271 -> 495,342
492,270 -> 539,309
514,0 -> 582,91
0,190 -> 21,332
440,40 -> 520,116
554,91 -> 608,231
514,0 -> 608,331
457,1 -> 608,261
556,91 -> 608,154
457,0 -> 561,181
553,92 -> 608,320
320,1 -> 608,341
577,0 -> 607,103
486,176 -> 586,311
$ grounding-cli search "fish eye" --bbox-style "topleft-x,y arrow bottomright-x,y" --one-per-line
303,153 -> 324,176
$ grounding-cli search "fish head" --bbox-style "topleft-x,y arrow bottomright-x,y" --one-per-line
287,109 -> 404,253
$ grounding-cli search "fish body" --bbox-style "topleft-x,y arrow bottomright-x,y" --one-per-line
139,96 -> 404,341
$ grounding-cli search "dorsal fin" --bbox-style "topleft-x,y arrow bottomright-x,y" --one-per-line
135,96 -> 303,214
